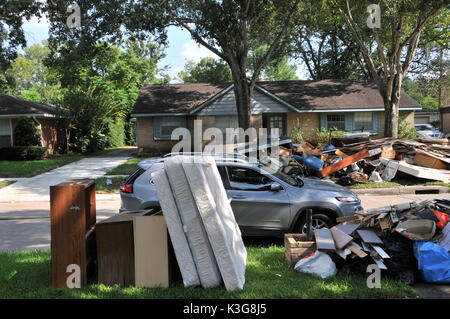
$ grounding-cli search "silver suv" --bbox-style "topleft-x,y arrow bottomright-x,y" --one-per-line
120,153 -> 363,237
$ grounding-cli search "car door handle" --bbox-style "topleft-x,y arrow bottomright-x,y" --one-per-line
231,195 -> 247,199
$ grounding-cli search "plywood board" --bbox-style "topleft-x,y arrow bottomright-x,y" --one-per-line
357,230 -> 383,244
347,242 -> 368,258
330,226 -> 353,249
314,229 -> 336,251
133,215 -> 171,288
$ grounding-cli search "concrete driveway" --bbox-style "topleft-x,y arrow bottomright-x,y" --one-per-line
0,156 -> 130,203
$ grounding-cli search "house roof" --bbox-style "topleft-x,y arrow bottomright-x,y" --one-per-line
0,94 -> 66,117
133,83 -> 230,115
131,80 -> 421,116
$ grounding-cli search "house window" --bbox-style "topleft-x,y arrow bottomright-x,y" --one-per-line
154,116 -> 187,140
0,119 -> 12,148
354,112 -> 373,131
326,114 -> 346,130
263,114 -> 286,135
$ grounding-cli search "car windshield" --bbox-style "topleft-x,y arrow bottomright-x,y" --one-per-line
258,162 -> 300,187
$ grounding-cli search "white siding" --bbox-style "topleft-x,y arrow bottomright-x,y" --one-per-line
197,88 -> 290,116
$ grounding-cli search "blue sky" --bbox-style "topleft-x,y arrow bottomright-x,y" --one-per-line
22,15 -> 305,82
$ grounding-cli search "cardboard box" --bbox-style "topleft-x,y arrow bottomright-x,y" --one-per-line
413,152 -> 447,170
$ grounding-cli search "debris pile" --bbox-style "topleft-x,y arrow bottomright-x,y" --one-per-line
287,199 -> 450,284
284,137 -> 450,184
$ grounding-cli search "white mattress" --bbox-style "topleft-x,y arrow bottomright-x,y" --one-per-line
151,169 -> 200,287
164,156 -> 223,288
181,155 -> 247,291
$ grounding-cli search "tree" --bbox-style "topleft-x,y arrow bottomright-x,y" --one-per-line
0,1 -> 42,71
178,57 -> 232,83
331,0 -> 447,137
45,0 -> 302,130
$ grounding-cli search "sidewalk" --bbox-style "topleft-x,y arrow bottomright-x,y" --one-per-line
0,157 -> 129,202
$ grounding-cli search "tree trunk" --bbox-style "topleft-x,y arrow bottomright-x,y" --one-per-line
229,59 -> 252,130
383,77 -> 402,138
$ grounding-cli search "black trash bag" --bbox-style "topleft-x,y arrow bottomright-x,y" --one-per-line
382,232 -> 419,285
336,176 -> 356,186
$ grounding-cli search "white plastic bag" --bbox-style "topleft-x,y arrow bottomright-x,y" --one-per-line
294,251 -> 337,279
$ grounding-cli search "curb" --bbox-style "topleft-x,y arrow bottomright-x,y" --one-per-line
352,185 -> 449,196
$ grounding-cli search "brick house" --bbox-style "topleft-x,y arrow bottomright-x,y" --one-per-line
0,94 -> 67,152
131,79 -> 421,153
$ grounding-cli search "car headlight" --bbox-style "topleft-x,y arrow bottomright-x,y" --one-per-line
336,196 -> 359,203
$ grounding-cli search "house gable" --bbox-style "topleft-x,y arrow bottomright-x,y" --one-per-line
195,86 -> 293,116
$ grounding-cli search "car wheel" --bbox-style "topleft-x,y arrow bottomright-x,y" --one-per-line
295,213 -> 335,234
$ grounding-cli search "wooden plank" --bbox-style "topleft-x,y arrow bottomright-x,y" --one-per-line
336,215 -> 360,223
413,152 -> 447,170
330,226 -> 353,249
321,148 -> 381,177
347,242 -> 368,258
314,229 -> 336,251
357,230 -> 383,244
379,217 -> 390,230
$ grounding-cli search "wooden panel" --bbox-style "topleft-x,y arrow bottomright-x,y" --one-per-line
50,184 -> 86,288
96,220 -> 135,286
133,215 -> 170,288
321,148 -> 381,177
330,226 -> 353,249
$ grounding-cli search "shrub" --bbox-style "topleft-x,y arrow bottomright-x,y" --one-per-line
107,120 -> 125,148
308,127 -> 346,148
13,117 -> 41,146
398,116 -> 419,139
0,146 -> 48,160
289,118 -> 310,144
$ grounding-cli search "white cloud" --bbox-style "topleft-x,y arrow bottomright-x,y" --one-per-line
181,40 -> 219,62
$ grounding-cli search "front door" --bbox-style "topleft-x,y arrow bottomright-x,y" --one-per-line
220,165 -> 292,231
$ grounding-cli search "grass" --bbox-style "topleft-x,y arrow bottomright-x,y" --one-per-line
0,148 -> 123,178
0,248 -> 418,299
0,155 -> 84,178
106,157 -> 141,176
347,176 -> 450,190
0,180 -> 14,189
95,176 -> 125,194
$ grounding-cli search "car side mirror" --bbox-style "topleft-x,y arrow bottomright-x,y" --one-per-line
270,182 -> 282,192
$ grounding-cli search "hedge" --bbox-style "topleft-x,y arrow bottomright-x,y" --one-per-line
0,146 -> 48,161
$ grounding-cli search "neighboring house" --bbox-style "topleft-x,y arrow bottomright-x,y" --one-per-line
131,80 -> 422,153
414,108 -> 440,126
0,94 -> 67,151
441,106 -> 450,135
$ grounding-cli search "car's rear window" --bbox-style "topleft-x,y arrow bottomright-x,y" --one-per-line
124,168 -> 145,185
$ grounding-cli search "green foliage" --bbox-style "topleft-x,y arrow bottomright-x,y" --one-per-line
107,120 -> 125,148
20,88 -> 43,103
398,115 -> 420,139
0,146 -> 48,161
290,118 -> 311,144
310,128 -> 346,148
178,58 -> 232,83
13,117 -> 41,146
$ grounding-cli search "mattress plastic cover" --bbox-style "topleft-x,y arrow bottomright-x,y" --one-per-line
151,169 -> 200,287
164,156 -> 222,288
181,155 -> 247,290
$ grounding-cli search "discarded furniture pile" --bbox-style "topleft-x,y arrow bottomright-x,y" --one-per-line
286,199 -> 450,284
284,137 -> 450,184
50,156 -> 248,291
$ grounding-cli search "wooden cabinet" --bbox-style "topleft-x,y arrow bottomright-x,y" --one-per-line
96,211 -> 179,287
50,179 -> 96,288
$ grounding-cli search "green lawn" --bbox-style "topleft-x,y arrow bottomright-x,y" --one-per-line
0,180 -> 14,189
106,157 -> 141,176
0,155 -> 84,178
95,176 -> 125,193
0,248 -> 418,299
347,177 -> 450,190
